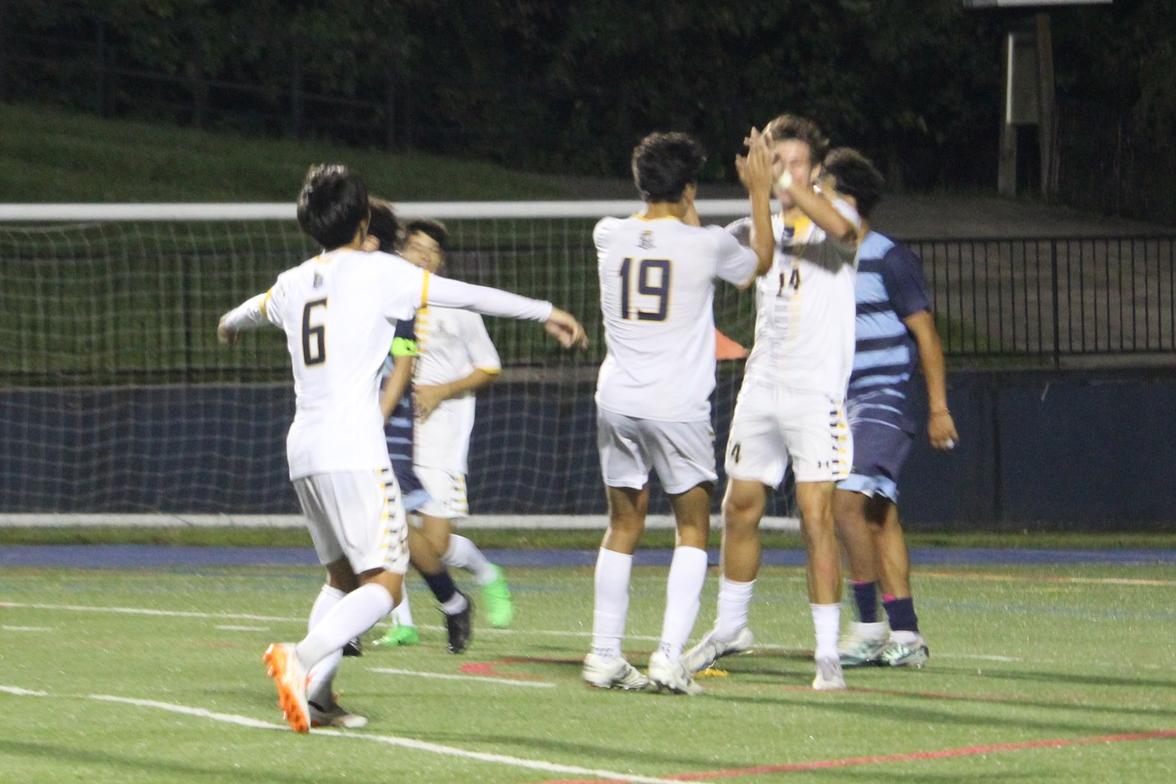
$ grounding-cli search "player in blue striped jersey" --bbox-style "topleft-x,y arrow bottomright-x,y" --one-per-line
827,150 -> 959,669
362,199 -> 473,654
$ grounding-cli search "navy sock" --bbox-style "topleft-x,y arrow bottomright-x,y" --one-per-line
851,580 -> 879,623
421,569 -> 458,605
883,596 -> 919,633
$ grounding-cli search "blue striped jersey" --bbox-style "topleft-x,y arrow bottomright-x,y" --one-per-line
847,232 -> 930,404
381,317 -> 418,467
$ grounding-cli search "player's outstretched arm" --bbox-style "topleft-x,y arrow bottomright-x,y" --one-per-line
904,310 -> 959,451
425,275 -> 587,349
379,354 -> 414,421
735,127 -> 776,279
217,291 -> 272,346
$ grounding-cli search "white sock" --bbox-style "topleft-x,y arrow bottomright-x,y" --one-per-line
304,585 -> 345,703
854,621 -> 888,641
714,577 -> 755,640
590,548 -> 632,659
657,546 -> 708,661
296,583 -> 393,671
811,603 -> 841,661
440,591 -> 469,615
443,534 -> 499,585
392,582 -> 414,627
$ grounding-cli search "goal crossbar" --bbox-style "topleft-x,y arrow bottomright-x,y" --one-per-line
0,200 -> 752,222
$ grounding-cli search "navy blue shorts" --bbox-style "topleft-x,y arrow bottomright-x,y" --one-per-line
385,401 -> 432,514
837,390 -> 914,503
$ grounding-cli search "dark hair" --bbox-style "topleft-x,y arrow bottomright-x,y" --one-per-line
823,147 -> 885,219
367,197 -> 400,252
630,132 -> 706,203
763,114 -> 829,167
403,219 -> 449,253
296,164 -> 369,250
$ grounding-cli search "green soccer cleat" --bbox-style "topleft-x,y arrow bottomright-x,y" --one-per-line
373,624 -> 420,647
482,565 -> 514,628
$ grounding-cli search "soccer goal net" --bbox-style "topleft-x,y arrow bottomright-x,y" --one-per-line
0,201 -> 799,529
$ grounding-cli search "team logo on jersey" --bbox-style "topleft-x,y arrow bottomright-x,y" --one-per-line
313,272 -> 323,288
639,230 -> 654,250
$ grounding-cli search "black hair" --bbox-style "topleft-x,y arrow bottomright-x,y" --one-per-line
763,114 -> 830,167
367,197 -> 400,253
823,147 -> 885,219
296,164 -> 369,250
630,132 -> 706,203
403,219 -> 449,253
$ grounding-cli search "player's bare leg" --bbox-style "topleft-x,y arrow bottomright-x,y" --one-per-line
648,483 -> 711,694
873,502 -> 928,667
583,486 -> 651,690
681,479 -> 764,673
795,480 -> 845,689
833,489 -> 888,665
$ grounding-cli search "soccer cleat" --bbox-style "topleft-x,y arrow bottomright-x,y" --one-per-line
812,656 -> 847,691
681,626 -> 755,673
482,565 -> 514,628
373,624 -> 421,647
262,642 -> 310,733
444,592 -> 473,654
838,625 -> 889,667
881,635 -> 930,668
342,636 -> 363,657
309,697 -> 368,729
647,651 -> 703,695
582,653 -> 651,691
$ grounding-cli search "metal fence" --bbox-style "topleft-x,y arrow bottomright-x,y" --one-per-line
908,235 -> 1176,364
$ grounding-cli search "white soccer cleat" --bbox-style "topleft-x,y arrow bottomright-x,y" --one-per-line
681,626 -> 755,673
309,697 -> 368,729
582,653 -> 651,691
812,656 -> 847,691
838,622 -> 890,668
647,651 -> 703,695
881,634 -> 930,668
262,642 -> 310,733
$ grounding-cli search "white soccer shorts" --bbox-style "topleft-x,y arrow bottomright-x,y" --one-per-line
292,467 -> 409,575
597,408 -> 718,495
415,466 -> 470,520
724,383 -> 852,486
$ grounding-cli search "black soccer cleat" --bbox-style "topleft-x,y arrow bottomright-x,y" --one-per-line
444,592 -> 473,654
342,636 -> 363,657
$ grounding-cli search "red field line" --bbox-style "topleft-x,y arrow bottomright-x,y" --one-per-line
543,728 -> 1176,783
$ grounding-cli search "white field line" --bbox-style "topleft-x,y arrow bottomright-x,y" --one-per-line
214,625 -> 270,632
369,666 -> 554,688
0,686 -> 675,784
1,625 -> 53,632
0,685 -> 49,696
0,601 -> 293,622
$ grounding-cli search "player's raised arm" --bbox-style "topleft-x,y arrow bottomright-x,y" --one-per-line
778,168 -> 859,245
217,290 -> 275,345
735,127 -> 776,280
423,274 -> 588,350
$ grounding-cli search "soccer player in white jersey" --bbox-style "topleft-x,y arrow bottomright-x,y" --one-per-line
583,130 -> 775,694
396,219 -> 516,630
217,164 -> 586,732
682,114 -> 863,690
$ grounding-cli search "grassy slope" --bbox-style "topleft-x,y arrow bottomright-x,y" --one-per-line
0,102 -> 580,202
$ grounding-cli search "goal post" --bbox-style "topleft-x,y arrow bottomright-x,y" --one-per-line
0,201 -> 799,531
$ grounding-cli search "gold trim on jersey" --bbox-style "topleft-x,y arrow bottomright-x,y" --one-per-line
260,289 -> 272,318
420,270 -> 431,309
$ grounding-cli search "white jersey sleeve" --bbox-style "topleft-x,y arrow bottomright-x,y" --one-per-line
425,274 -> 553,322
459,312 -> 501,372
711,225 -> 758,286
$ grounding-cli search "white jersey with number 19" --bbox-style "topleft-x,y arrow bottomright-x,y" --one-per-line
594,215 -> 758,422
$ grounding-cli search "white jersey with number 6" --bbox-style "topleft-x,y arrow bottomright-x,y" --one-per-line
261,249 -> 428,479
594,215 -> 758,422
